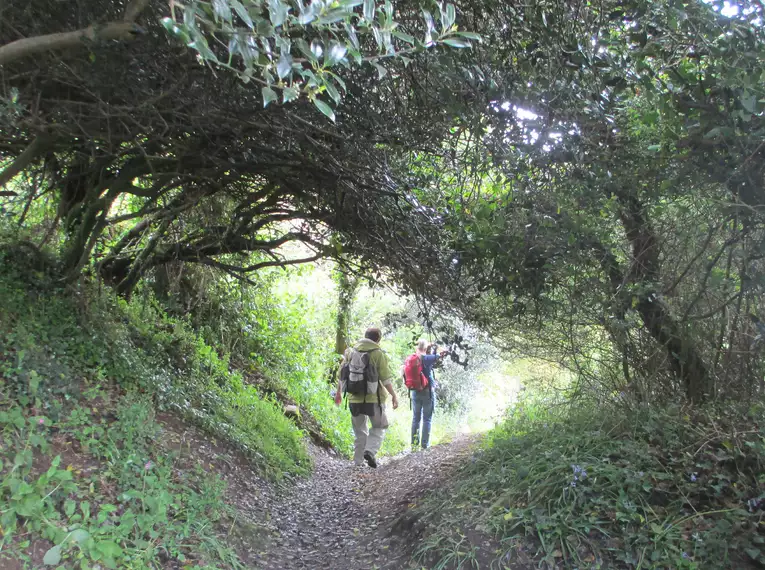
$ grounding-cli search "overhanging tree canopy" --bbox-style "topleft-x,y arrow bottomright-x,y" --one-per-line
2,0 -> 765,403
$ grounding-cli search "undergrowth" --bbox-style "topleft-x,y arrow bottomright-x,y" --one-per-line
416,395 -> 765,569
0,246 -> 309,480
0,389 -> 243,568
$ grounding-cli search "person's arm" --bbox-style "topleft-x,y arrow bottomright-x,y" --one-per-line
382,381 -> 398,409
334,377 -> 343,405
334,351 -> 348,406
376,352 -> 399,409
421,354 -> 440,365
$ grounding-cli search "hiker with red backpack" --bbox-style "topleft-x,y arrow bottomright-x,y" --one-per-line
403,339 -> 449,450
334,327 -> 398,468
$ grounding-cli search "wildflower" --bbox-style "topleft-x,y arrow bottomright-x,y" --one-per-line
747,498 -> 761,512
38,418 -> 45,425
682,552 -> 690,560
144,461 -> 153,470
690,472 -> 698,482
571,464 -> 588,485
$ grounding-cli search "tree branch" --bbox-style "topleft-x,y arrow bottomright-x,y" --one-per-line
0,22 -> 144,67
0,136 -> 50,189
200,253 -> 325,274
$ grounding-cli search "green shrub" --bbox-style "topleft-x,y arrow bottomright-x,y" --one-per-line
0,394 -> 244,569
0,248 -> 309,479
418,395 -> 765,569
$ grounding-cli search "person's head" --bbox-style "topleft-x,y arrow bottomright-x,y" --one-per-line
416,338 -> 428,354
364,327 -> 382,344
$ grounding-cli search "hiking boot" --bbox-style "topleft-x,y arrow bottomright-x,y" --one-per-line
363,451 -> 377,468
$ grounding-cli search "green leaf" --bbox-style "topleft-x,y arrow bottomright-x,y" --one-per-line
326,42 -> 348,66
312,98 -> 336,121
741,91 -> 757,114
363,0 -> 375,21
96,540 -> 123,558
316,9 -> 347,24
43,545 -> 62,565
64,499 -> 76,518
446,4 -> 456,29
704,126 -> 735,139
392,30 -> 415,44
345,23 -> 360,50
69,529 -> 90,544
262,86 -> 278,108
256,18 -> 275,37
324,81 -> 341,104
268,0 -> 289,27
231,0 -> 254,28
422,9 -> 435,35
371,61 -> 387,79
160,17 -> 177,33
746,548 -> 761,560
310,39 -> 324,59
647,144 -> 661,152
277,52 -> 293,79
212,0 -> 232,22
454,31 -> 481,41
442,38 -> 471,48
297,1 -> 317,24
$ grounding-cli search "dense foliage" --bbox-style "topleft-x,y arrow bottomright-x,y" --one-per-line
396,0 -> 765,406
3,0 -> 765,567
414,393 -> 765,569
0,245 -> 310,478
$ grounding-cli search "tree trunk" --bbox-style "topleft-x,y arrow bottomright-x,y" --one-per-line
616,192 -> 712,402
334,269 -> 359,354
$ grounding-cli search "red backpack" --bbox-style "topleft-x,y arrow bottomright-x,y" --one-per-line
403,354 -> 429,391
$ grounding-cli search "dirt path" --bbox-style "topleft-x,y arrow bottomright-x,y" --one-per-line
252,436 -> 480,570
158,415 -> 482,569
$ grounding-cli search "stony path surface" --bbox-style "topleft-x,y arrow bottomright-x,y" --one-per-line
157,414 -> 481,569
254,436 -> 480,570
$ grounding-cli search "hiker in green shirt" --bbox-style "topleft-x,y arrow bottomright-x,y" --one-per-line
335,327 -> 399,468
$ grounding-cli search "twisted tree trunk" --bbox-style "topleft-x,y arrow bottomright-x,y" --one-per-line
616,192 -> 712,402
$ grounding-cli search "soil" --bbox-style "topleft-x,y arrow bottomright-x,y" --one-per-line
156,413 -> 483,569
253,436 -> 480,570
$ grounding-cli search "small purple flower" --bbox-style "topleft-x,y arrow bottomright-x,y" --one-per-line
38,418 -> 45,426
571,464 -> 588,486
144,461 -> 153,470
689,472 -> 698,482
682,552 -> 690,560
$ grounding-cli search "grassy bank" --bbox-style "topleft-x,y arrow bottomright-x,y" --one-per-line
0,247 -> 309,566
415,393 -> 765,569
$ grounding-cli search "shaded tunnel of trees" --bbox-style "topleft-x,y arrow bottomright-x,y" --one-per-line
2,0 -> 765,404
